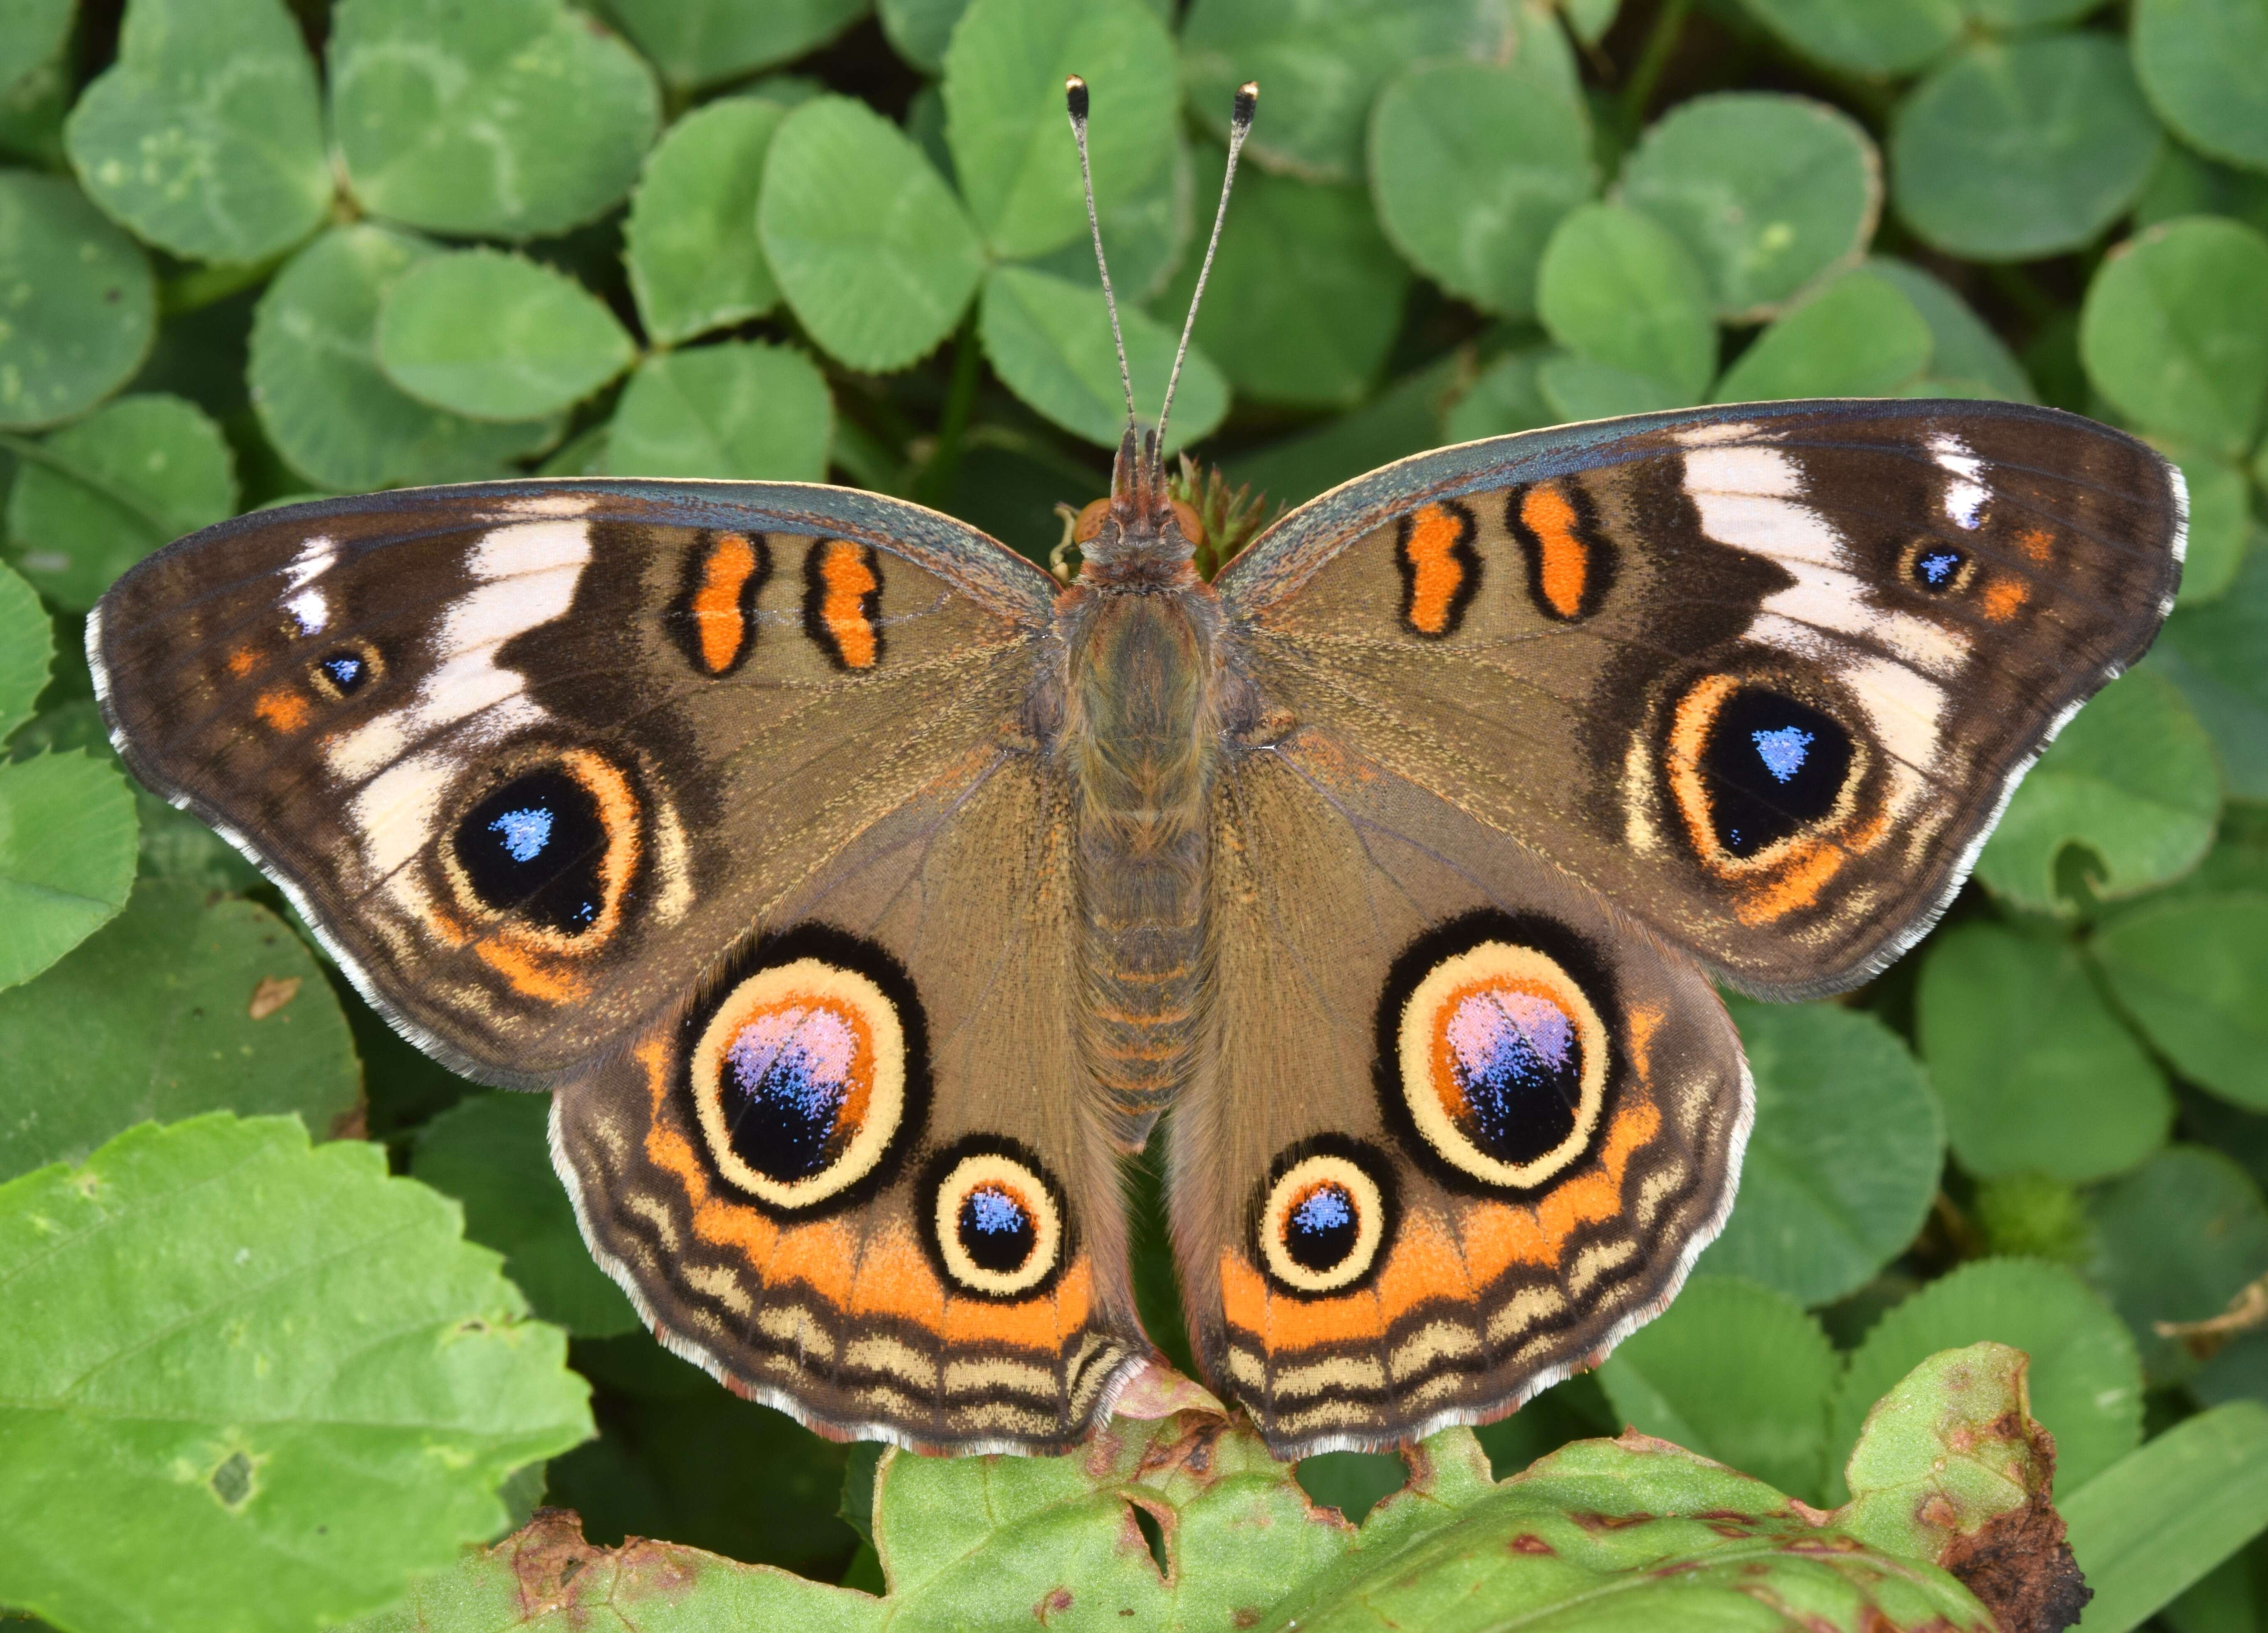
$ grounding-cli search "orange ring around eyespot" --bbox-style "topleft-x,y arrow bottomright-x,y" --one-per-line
1395,943 -> 1608,1190
1663,674 -> 1867,880
688,957 -> 905,1212
465,747 -> 645,955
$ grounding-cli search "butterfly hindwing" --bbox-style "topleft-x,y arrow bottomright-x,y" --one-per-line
552,751 -> 1150,1453
1176,726 -> 1749,1456
1217,399 -> 2184,998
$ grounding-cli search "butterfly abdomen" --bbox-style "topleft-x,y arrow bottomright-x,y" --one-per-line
1063,587 -> 1220,1149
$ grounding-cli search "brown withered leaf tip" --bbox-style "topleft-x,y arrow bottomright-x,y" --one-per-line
1941,1493 -> 2090,1633
1939,1412 -> 2091,1633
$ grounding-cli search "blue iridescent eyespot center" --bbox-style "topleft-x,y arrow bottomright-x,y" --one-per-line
1912,547 -> 1965,590
1699,688 -> 1853,858
1443,988 -> 1581,1162
1750,725 -> 1814,784
454,767 -> 611,934
720,1005 -> 861,1182
490,806 -> 553,863
958,1181 -> 1036,1272
1283,1180 -> 1359,1271
320,652 -> 366,691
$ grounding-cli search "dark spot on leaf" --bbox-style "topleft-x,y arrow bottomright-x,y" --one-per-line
1572,1510 -> 1653,1531
1942,1495 -> 2092,1633
1232,1611 -> 1261,1629
209,1450 -> 253,1507
1136,1419 -> 1223,1481
1508,1532 -> 1555,1555
1034,1585 -> 1074,1623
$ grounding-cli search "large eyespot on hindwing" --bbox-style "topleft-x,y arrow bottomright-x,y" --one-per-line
918,1135 -> 1068,1300
1395,501 -> 1481,639
1374,912 -> 1618,1195
1664,669 -> 1862,852
442,746 -> 646,947
1506,479 -> 1615,623
681,924 -> 930,1216
1249,1135 -> 1397,1298
802,540 -> 885,670
666,531 -> 771,677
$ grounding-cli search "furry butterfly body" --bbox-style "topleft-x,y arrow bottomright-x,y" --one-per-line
90,398 -> 2182,1457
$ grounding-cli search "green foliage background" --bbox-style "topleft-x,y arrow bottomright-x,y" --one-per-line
1,0 -> 2267,1628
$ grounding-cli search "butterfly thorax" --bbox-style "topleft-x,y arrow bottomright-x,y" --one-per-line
1059,432 -> 1223,1147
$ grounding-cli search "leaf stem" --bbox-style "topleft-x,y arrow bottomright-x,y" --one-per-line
159,250 -> 292,318
1619,0 -> 1692,138
915,311 -> 984,509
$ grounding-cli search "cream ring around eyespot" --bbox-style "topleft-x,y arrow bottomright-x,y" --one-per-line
1396,942 -> 1609,1190
1259,1154 -> 1386,1294
932,1151 -> 1062,1298
689,957 -> 906,1211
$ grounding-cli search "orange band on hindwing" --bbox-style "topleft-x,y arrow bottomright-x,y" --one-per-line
1395,502 -> 1481,638
668,531 -> 769,677
1509,480 -> 1613,623
803,540 -> 885,670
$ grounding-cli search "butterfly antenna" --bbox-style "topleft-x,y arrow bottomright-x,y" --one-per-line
1066,75 -> 1136,431
1158,80 -> 1257,450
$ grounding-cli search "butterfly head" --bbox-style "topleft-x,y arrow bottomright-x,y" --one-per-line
1062,73 -> 1254,588
1066,426 -> 1205,584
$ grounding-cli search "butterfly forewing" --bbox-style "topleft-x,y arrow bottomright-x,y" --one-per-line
92,481 -> 1049,1080
1217,399 -> 2184,998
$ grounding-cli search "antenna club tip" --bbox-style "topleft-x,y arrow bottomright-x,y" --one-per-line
1065,75 -> 1089,121
1233,81 -> 1258,127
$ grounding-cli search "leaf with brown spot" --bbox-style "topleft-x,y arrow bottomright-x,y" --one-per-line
247,974 -> 301,1019
1254,1431 -> 1997,1633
